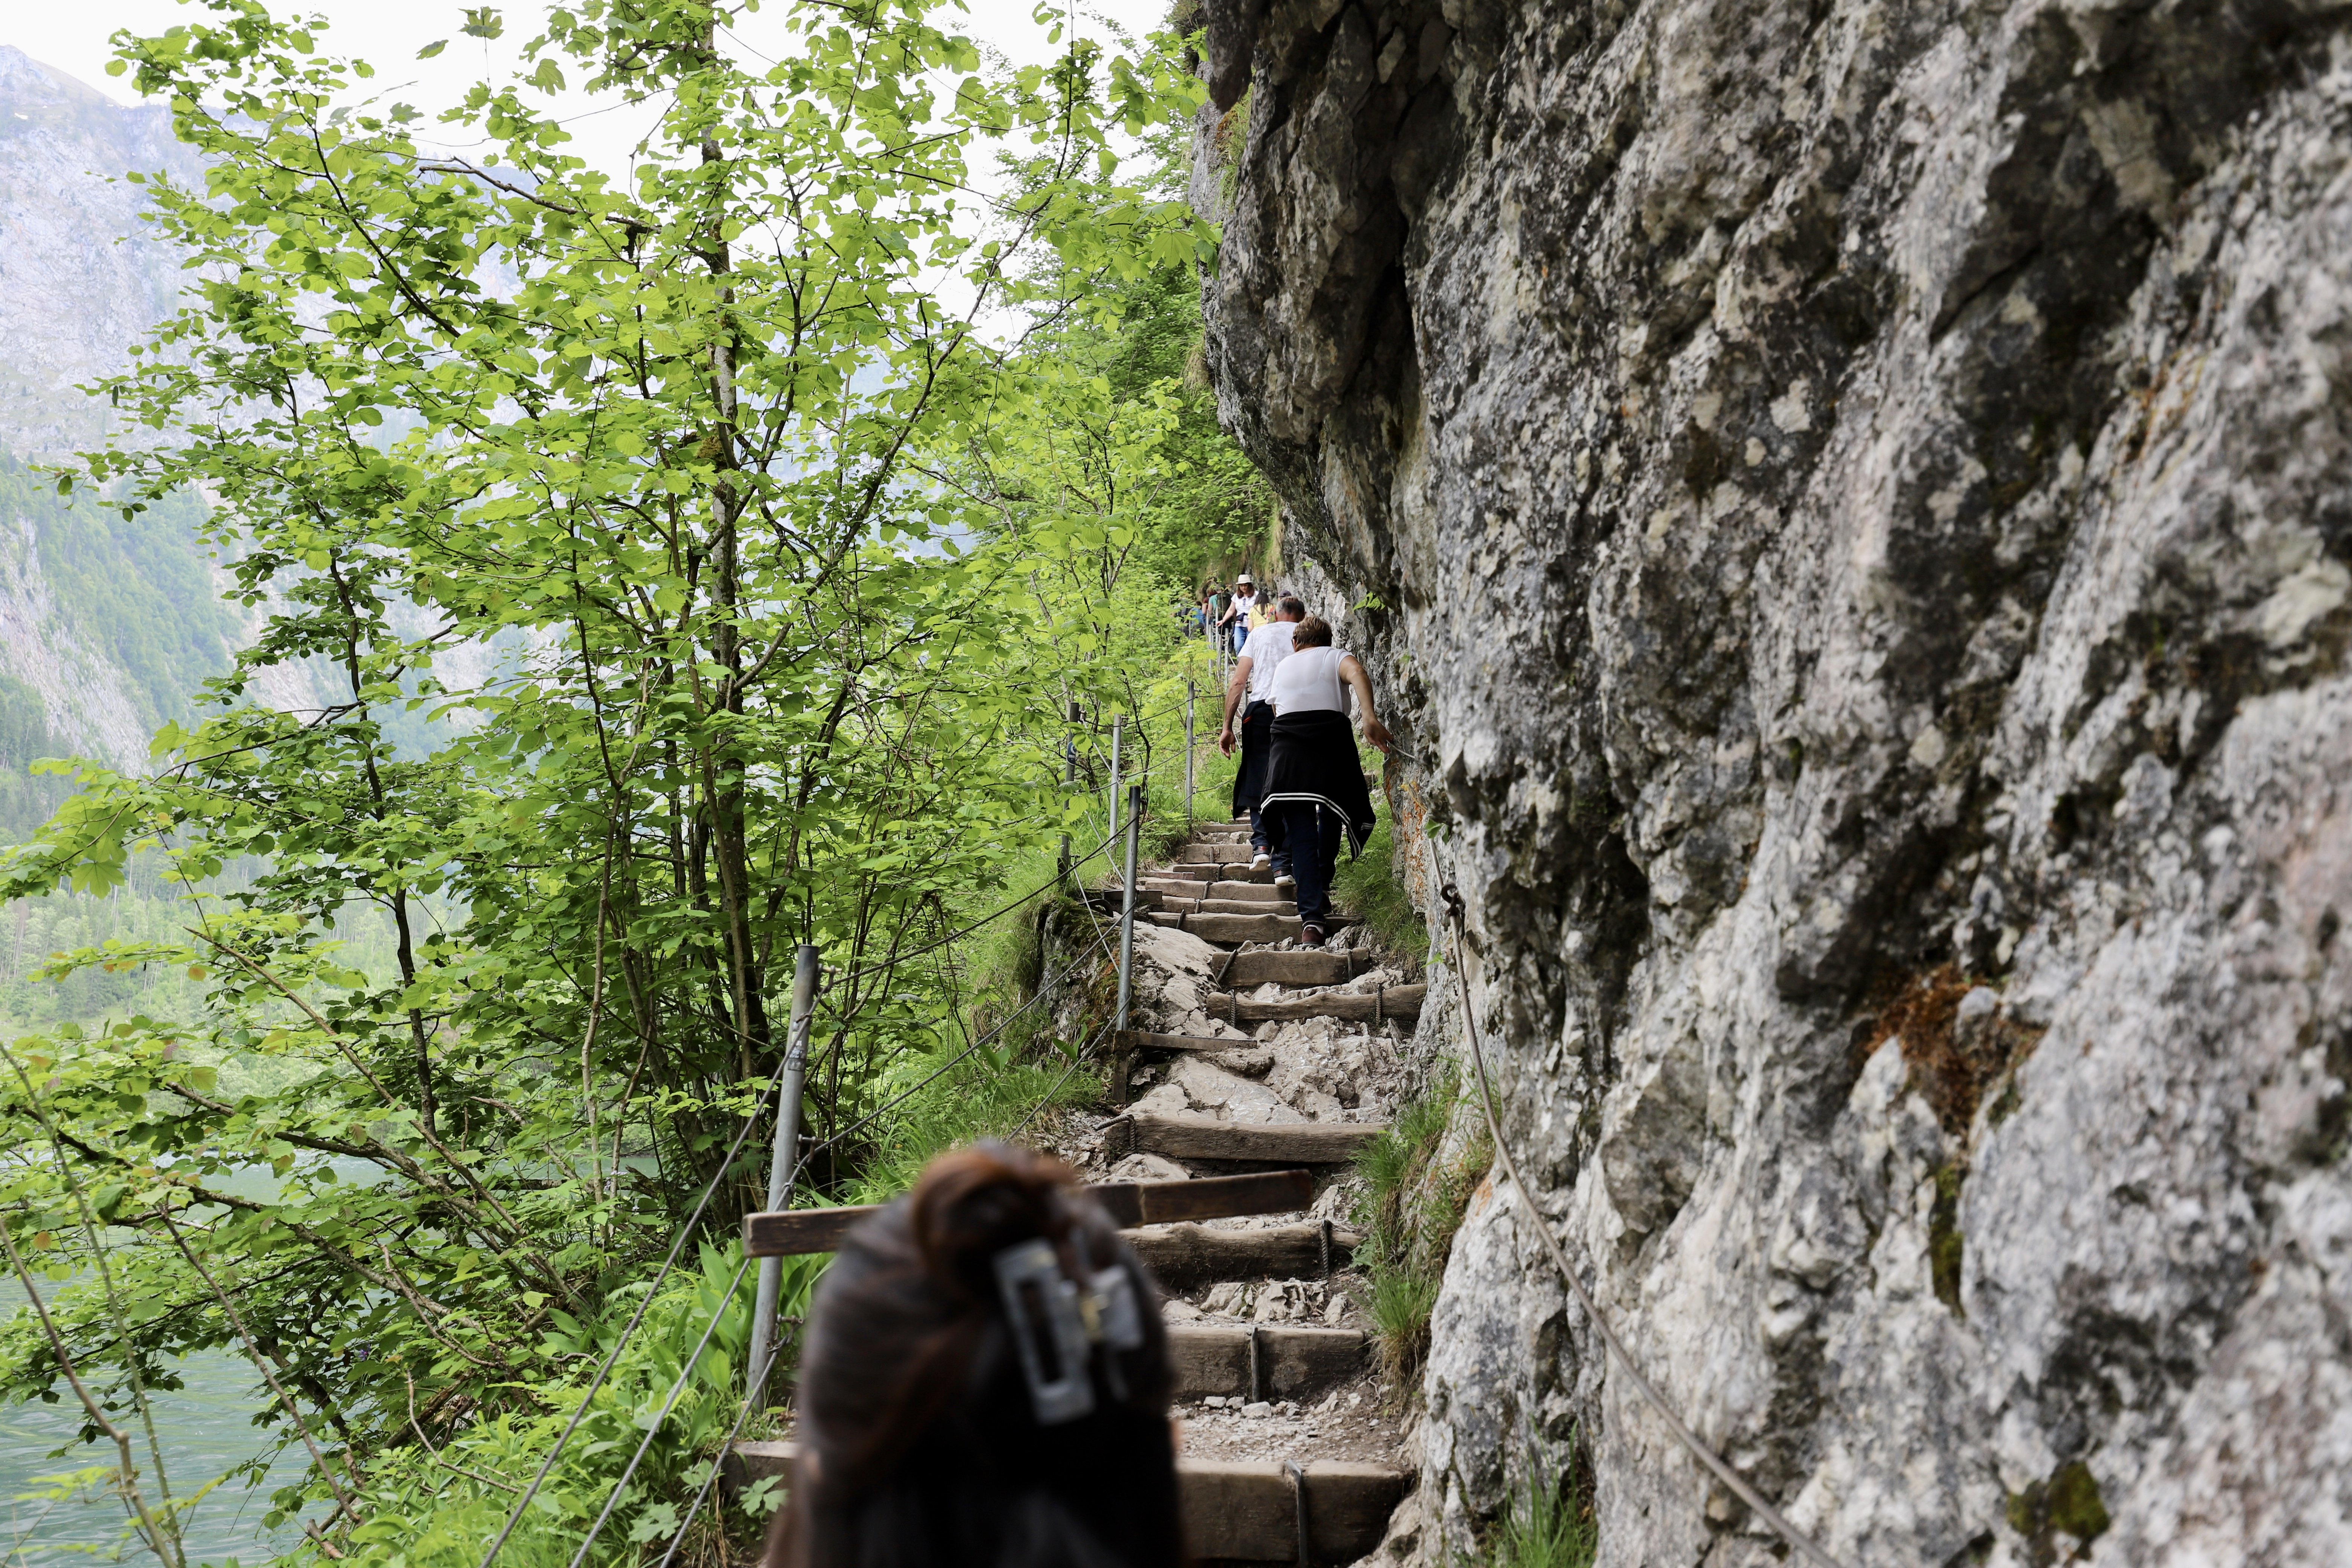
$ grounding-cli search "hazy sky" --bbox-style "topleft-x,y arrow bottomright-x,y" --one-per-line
14,0 -> 1170,173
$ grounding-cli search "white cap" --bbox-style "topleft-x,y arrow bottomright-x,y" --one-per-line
1236,574 -> 1254,585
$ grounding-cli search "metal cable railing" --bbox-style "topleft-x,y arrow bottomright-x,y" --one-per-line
532,751 -> 1179,1568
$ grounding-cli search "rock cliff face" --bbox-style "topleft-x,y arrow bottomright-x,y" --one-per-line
0,46 -> 200,461
1194,0 -> 2352,1561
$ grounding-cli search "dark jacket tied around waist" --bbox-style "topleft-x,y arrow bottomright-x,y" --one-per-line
1257,711 -> 1376,859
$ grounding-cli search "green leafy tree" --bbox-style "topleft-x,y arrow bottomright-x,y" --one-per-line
0,0 -> 1237,1561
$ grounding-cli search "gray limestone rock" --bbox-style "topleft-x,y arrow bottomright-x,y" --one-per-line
1196,0 -> 2352,1559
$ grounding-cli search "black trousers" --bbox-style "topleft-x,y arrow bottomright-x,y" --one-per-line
1273,801 -> 1344,927
1237,702 -> 1289,872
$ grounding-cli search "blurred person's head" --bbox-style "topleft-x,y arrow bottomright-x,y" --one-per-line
766,1143 -> 1181,1568
1292,615 -> 1334,648
1278,597 -> 1305,620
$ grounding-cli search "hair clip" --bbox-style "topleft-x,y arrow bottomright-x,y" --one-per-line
1089,1265 -> 1145,1352
994,1237 -> 1097,1425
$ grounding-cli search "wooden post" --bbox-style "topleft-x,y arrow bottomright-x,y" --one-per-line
1112,784 -> 1142,1104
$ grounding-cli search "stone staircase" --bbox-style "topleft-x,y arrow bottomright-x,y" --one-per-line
1075,814 -> 1419,1565
733,814 -> 1423,1563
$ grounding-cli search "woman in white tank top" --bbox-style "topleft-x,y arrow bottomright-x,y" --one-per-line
1270,644 -> 1352,715
1256,617 -> 1393,945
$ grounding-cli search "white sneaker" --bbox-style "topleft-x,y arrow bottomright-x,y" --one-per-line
1250,853 -> 1271,871
1274,872 -> 1295,890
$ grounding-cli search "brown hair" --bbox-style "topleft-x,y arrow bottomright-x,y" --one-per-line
1291,615 -> 1334,648
766,1144 -> 1180,1568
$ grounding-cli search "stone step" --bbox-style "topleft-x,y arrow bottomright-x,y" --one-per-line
1116,1112 -> 1386,1165
1200,984 -> 1426,1026
1168,1324 -> 1369,1403
1160,896 -> 1301,918
726,1445 -> 1408,1565
1213,950 -> 1371,988
1175,842 -> 1248,863
1129,1220 -> 1363,1287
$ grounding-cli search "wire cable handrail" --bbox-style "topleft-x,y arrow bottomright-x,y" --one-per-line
1438,878 -> 1851,1568
560,1252 -> 756,1568
526,682 -> 1207,1568
471,1074 -> 787,1568
832,823 -> 1122,989
802,923 -> 1113,1165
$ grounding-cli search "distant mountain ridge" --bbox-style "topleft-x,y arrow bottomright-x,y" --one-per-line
0,46 -> 241,801
0,45 -> 201,458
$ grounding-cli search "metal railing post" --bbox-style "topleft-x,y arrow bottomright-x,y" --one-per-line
1112,784 -> 1142,1104
1059,700 -> 1078,884
748,944 -> 820,1405
1107,712 -> 1124,851
1185,679 -> 1196,832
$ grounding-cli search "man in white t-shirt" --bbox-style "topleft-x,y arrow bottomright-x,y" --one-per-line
1216,594 -> 1305,884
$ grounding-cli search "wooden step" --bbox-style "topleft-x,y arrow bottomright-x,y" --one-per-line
1161,896 -> 1301,918
1178,842 -> 1267,863
1180,1458 -> 1410,1563
724,1444 -> 1409,1565
1202,879 -> 1287,902
1118,1112 -> 1386,1164
1116,1029 -> 1257,1054
1213,951 -> 1370,988
1168,1324 -> 1368,1403
1085,887 -> 1165,913
1144,911 -> 1297,943
1154,862 -> 1274,884
1144,874 -> 1283,899
1200,984 -> 1426,1026
1129,1220 -> 1362,1287
744,1170 -> 1314,1257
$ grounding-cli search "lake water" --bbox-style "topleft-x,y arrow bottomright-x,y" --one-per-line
0,1329 -> 307,1568
0,1161 -> 373,1567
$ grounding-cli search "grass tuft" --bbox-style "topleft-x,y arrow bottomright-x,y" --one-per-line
1332,814 -> 1428,968
1463,1433 -> 1599,1568
1352,1065 -> 1487,1390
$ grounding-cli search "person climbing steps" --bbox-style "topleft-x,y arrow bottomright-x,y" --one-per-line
1256,616 -> 1390,947
1218,594 -> 1306,886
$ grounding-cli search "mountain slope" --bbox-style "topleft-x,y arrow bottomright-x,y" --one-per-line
0,47 -> 239,790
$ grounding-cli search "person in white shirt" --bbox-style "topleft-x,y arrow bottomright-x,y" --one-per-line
1219,575 -> 1259,656
1256,616 -> 1392,945
1216,596 -> 1304,882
